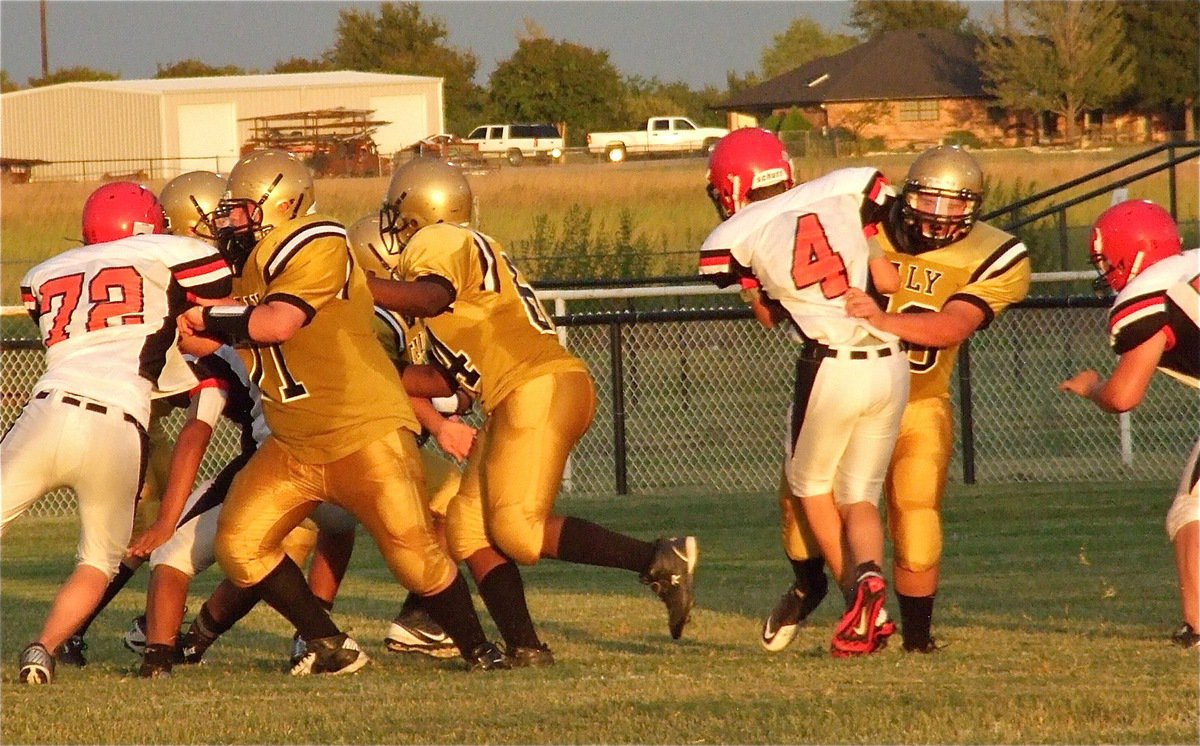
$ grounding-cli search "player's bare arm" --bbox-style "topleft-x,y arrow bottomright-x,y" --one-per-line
128,417 -> 214,558
868,256 -> 900,295
1059,330 -> 1168,413
367,276 -> 454,318
845,291 -> 984,348
179,300 -> 306,345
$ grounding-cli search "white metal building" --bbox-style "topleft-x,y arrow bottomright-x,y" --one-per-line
0,71 -> 444,180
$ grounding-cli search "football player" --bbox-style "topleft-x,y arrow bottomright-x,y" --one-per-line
700,128 -> 907,657
178,150 -> 506,673
58,170 -> 231,667
346,214 -> 474,658
366,159 -> 699,663
3,182 -> 232,684
1059,200 -> 1199,648
844,145 -> 1032,652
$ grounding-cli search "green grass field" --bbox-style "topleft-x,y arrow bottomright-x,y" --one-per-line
2,483 -> 1196,744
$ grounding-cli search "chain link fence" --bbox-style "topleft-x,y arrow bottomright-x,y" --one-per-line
3,283 -> 1196,517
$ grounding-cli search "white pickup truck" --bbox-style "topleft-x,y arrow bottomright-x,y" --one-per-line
586,116 -> 729,162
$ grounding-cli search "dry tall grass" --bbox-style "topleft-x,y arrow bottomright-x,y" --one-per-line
2,147 -> 1195,303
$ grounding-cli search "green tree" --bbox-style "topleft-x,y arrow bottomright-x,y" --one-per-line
325,1 -> 482,133
28,66 -> 119,87
760,16 -> 856,78
486,37 -> 625,146
848,0 -> 968,37
272,57 -> 333,74
155,59 -> 246,78
623,76 -> 725,128
1118,1 -> 1198,138
1,69 -> 19,93
978,0 -> 1135,143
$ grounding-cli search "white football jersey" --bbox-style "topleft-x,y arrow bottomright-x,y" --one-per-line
700,167 -> 896,346
20,233 -> 232,426
1108,248 -> 1200,388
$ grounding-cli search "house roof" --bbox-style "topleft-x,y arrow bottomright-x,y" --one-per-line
1,71 -> 440,98
716,28 -> 987,111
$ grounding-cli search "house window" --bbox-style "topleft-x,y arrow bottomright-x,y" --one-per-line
898,100 -> 939,122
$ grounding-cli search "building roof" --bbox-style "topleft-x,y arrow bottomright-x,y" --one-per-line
716,29 -> 987,111
1,71 -> 440,98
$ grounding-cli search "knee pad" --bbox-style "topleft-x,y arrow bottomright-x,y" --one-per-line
489,504 -> 543,566
1166,492 -> 1199,541
892,507 -> 942,574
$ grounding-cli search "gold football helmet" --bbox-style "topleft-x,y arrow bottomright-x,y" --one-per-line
160,171 -> 225,241
213,149 -> 315,271
900,145 -> 983,252
346,214 -> 397,279
379,158 -> 473,254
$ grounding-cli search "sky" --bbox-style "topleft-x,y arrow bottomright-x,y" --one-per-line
1,1 -> 1004,91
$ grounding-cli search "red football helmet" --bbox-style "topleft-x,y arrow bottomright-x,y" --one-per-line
1090,200 -> 1182,293
706,128 -> 794,220
82,182 -> 166,245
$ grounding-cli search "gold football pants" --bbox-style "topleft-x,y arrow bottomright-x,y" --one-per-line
446,370 -> 596,565
885,395 -> 953,574
132,403 -> 173,534
215,428 -> 454,593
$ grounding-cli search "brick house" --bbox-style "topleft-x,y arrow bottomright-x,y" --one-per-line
714,28 -> 1031,149
714,28 -> 1182,149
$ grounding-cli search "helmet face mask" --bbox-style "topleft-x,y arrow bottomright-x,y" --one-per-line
899,146 -> 983,252
81,181 -> 166,245
217,150 -> 314,273
379,159 -> 474,255
1089,199 -> 1182,295
705,129 -> 794,221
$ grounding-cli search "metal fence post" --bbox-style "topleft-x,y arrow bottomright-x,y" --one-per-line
958,337 -> 976,485
609,320 -> 628,495
1167,143 -> 1178,220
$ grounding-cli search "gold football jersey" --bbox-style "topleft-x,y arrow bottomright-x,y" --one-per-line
397,223 -> 587,414
872,221 -> 1031,401
232,214 -> 417,463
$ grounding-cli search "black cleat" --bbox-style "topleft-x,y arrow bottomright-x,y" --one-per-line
139,644 -> 176,679
902,636 -> 945,653
1171,623 -> 1200,649
384,607 -> 457,658
290,633 -> 368,676
505,642 -> 554,668
175,626 -> 214,665
19,643 -> 55,684
760,576 -> 829,652
641,536 -> 698,639
56,635 -> 88,667
467,642 -> 511,671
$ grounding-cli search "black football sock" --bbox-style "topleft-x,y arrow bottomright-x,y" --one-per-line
75,561 -> 137,636
789,557 -> 829,598
199,580 -> 262,637
897,592 -> 935,649
253,557 -> 339,642
477,561 -> 541,650
420,572 -> 487,659
556,516 -> 656,573
396,590 -> 421,620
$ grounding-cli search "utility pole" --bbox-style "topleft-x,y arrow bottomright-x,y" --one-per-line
39,0 -> 49,77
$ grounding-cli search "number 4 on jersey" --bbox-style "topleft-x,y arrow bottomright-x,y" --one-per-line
790,213 -> 848,299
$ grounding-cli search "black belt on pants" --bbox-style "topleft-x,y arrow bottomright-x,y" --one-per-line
800,341 -> 906,361
35,390 -> 141,427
